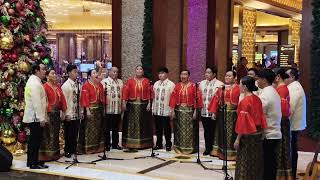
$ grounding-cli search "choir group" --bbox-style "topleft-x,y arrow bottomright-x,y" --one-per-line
22,58 -> 306,180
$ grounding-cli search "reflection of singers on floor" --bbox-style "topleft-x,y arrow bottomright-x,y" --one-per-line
23,61 -> 307,180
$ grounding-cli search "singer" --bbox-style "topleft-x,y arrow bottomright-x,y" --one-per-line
198,66 -> 224,155
122,65 -> 153,150
169,70 -> 202,155
80,69 -> 106,154
61,64 -> 81,159
39,69 -> 67,162
208,70 -> 240,160
101,67 -> 123,150
152,67 -> 175,151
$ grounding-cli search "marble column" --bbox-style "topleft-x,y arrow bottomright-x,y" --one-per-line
121,0 -> 145,81
238,7 -> 257,68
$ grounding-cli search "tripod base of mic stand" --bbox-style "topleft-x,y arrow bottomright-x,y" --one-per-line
91,153 -> 124,163
180,158 -> 212,170
134,152 -> 166,161
64,158 -> 96,169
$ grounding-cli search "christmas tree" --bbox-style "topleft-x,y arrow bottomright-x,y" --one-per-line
0,0 -> 53,151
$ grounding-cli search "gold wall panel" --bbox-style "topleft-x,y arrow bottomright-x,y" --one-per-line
289,19 -> 301,65
238,7 -> 257,66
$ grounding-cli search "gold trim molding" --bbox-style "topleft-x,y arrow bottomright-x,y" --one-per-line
257,0 -> 302,12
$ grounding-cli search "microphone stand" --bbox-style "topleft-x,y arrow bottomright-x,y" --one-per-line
64,79 -> 96,169
206,86 -> 233,180
180,82 -> 212,170
91,82 -> 124,163
134,80 -> 166,161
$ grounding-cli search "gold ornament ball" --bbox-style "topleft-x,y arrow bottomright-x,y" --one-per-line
33,52 -> 39,59
0,82 -> 6,90
7,69 -> 15,76
0,36 -> 14,50
18,61 -> 31,73
1,129 -> 16,145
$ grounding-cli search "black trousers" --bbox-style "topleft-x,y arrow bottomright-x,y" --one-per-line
64,120 -> 79,154
201,116 -> 216,151
154,115 -> 172,147
263,139 -> 280,180
291,131 -> 299,180
27,122 -> 43,166
105,114 -> 121,146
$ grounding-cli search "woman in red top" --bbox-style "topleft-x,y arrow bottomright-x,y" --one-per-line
208,70 -> 240,160
169,70 -> 202,154
40,69 -> 67,161
121,65 -> 153,150
80,69 -> 106,154
234,76 -> 268,180
273,68 -> 293,179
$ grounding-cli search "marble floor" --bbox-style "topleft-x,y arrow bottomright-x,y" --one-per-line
4,126 -> 316,180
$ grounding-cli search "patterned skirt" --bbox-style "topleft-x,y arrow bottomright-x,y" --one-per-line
173,106 -> 197,155
39,110 -> 61,161
211,105 -> 237,160
78,105 -> 105,154
276,119 -> 293,180
235,133 -> 264,180
122,100 -> 153,149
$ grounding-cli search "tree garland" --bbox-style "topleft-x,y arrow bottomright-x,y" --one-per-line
141,0 -> 153,81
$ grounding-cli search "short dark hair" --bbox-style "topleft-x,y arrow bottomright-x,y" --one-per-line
88,69 -> 95,77
241,76 -> 258,92
248,68 -> 259,76
287,67 -> 299,80
273,68 -> 289,80
257,69 -> 276,85
31,63 -> 41,75
180,69 -> 190,76
227,69 -> 237,78
66,64 -> 77,73
206,66 -> 217,75
158,66 -> 169,73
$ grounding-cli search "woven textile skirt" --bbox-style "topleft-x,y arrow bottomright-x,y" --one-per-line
235,133 -> 264,180
78,105 -> 105,154
173,106 -> 197,155
39,110 -> 61,161
122,100 -> 153,149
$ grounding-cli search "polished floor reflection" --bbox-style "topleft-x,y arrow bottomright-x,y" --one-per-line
0,170 -> 83,180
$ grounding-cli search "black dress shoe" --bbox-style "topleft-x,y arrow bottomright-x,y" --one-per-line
165,146 -> 171,151
30,165 -> 46,169
203,150 -> 211,156
112,145 -> 122,150
153,145 -> 163,150
65,153 -> 71,158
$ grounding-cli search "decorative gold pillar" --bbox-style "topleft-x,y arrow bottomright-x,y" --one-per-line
289,19 -> 301,65
238,7 -> 257,67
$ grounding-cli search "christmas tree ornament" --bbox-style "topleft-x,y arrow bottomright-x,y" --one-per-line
8,9 -> 15,16
18,61 -> 30,73
0,83 -> 6,89
17,131 -> 26,143
15,2 -> 23,11
4,2 -> 10,8
43,57 -> 49,64
7,68 -> 15,76
0,28 -> 14,50
0,127 -> 16,145
33,51 -> 39,59
12,141 -> 25,156
0,16 -> 10,26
